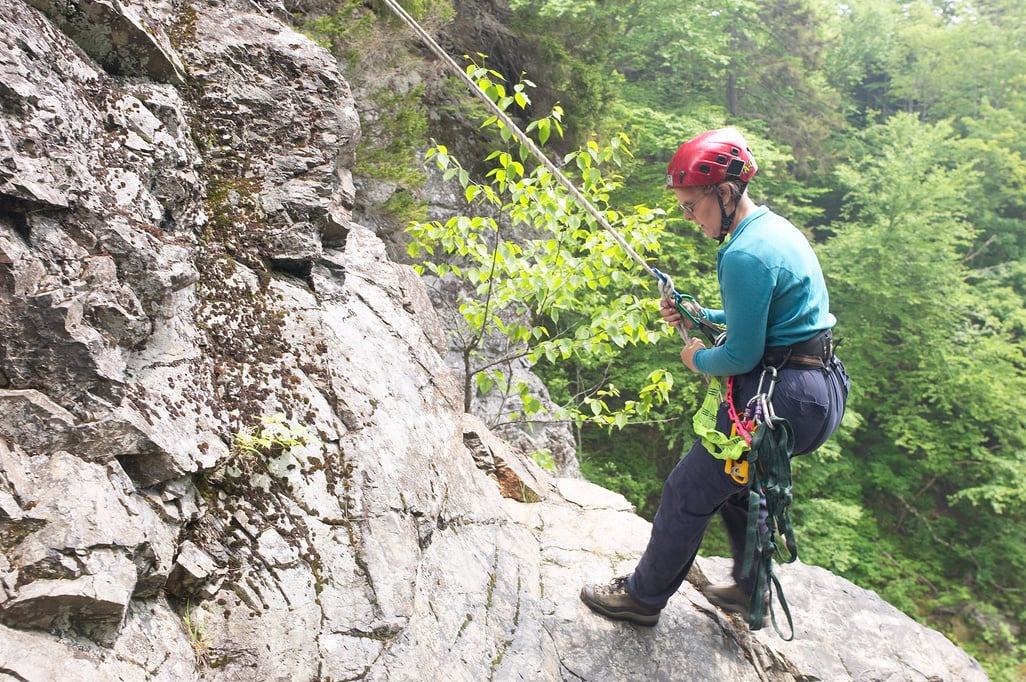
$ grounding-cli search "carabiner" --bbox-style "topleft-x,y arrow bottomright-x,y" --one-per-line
750,366 -> 779,428
653,269 -> 723,345
674,292 -> 705,328
761,366 -> 778,405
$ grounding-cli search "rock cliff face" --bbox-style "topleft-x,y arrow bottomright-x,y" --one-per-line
0,1 -> 989,680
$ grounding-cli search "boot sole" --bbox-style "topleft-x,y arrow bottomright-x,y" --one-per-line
704,595 -> 750,619
702,588 -> 771,627
580,586 -> 660,627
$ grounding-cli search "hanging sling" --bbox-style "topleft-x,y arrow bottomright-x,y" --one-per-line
742,414 -> 798,640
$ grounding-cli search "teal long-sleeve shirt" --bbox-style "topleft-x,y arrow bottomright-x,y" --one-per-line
693,206 -> 835,377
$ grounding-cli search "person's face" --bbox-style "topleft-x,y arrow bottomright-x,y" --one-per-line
673,186 -> 720,239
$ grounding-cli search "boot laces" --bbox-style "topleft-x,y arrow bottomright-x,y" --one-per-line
596,575 -> 631,596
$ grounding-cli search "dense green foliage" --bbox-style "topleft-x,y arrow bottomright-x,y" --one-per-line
307,0 -> 1026,678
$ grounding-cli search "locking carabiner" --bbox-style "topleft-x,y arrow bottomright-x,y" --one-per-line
747,365 -> 779,428
653,268 -> 724,345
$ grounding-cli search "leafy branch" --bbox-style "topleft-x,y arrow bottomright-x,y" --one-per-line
407,60 -> 678,431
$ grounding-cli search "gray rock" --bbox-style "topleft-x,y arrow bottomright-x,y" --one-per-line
26,0 -> 187,83
0,448 -> 174,644
165,541 -> 225,601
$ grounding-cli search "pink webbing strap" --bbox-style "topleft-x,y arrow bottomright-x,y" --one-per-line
725,375 -> 755,446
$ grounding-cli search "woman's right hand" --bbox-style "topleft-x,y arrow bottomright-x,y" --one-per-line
660,297 -> 699,330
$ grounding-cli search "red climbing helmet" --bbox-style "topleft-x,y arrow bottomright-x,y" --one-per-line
666,128 -> 758,189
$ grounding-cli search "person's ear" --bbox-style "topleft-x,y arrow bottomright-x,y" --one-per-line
716,184 -> 731,206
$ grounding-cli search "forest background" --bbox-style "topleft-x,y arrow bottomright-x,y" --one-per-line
302,0 -> 1026,678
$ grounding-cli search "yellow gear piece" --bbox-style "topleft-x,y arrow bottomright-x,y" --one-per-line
724,422 -> 752,484
724,458 -> 749,485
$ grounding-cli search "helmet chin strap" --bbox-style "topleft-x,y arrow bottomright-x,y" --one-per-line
716,192 -> 735,244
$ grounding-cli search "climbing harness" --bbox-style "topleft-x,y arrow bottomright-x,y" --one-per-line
379,0 -> 708,345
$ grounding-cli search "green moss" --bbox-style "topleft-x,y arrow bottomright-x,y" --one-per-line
299,4 -> 439,226
455,612 -> 473,639
167,5 -> 198,52
353,85 -> 429,187
299,1 -> 376,63
379,189 -> 427,224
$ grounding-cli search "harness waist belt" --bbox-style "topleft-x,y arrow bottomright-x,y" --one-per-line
763,329 -> 834,368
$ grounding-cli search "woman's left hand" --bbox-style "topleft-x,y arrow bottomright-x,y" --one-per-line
680,336 -> 707,373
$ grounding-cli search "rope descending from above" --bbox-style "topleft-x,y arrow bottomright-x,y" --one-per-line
380,1 -> 719,345
377,0 -> 657,281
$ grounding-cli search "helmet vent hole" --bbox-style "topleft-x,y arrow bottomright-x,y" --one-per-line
715,154 -> 728,164
698,163 -> 711,174
725,159 -> 746,176
730,146 -> 741,155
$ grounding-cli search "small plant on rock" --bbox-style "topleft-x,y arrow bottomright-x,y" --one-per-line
182,601 -> 210,667
234,413 -> 312,457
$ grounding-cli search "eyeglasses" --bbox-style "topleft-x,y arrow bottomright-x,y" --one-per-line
679,192 -> 710,216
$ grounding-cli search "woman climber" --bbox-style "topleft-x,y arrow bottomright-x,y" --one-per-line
580,127 -> 850,627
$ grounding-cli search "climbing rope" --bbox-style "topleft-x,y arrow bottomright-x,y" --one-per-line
379,0 -> 651,272
378,0 -> 710,343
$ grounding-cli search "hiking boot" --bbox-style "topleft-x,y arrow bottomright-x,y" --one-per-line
580,575 -> 660,626
702,583 -> 754,620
